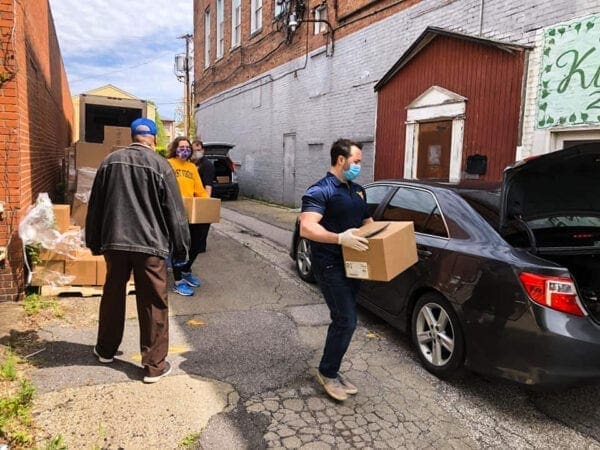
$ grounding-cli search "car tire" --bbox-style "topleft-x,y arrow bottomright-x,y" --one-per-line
411,293 -> 465,378
295,237 -> 315,283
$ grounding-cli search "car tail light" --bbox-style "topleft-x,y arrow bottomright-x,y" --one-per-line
519,272 -> 586,317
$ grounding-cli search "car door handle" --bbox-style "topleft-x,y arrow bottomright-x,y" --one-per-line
417,246 -> 432,258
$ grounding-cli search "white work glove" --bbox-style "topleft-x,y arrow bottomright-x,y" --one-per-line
337,228 -> 369,252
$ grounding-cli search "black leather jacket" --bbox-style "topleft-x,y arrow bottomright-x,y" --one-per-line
85,143 -> 190,261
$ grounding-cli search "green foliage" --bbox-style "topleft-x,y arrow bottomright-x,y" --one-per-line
180,432 -> 200,448
0,350 -> 18,381
25,244 -> 42,267
23,293 -> 63,318
0,379 -> 36,446
150,100 -> 168,154
44,435 -> 68,450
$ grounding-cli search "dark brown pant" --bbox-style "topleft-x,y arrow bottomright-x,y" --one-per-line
96,251 -> 169,377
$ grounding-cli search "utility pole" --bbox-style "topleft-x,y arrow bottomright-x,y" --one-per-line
176,33 -> 193,137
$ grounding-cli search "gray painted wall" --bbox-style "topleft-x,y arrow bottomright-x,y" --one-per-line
196,0 -> 599,207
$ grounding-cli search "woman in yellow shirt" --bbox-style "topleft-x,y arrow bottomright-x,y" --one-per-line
167,137 -> 209,296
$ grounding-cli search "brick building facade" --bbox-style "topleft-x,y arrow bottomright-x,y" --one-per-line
194,0 -> 599,206
0,0 -> 74,301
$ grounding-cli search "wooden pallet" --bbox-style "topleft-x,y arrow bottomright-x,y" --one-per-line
39,282 -> 135,298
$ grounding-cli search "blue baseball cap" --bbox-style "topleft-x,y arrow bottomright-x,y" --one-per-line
131,117 -> 157,136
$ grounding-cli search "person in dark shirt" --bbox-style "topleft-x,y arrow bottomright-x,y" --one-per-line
300,138 -> 372,401
192,140 -> 215,253
86,118 -> 190,384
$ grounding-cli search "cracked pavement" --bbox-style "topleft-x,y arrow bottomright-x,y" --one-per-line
2,200 -> 600,448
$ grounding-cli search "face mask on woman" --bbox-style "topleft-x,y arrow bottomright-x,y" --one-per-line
176,146 -> 192,160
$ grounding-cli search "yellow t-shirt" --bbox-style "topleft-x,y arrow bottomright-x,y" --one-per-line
168,158 -> 209,198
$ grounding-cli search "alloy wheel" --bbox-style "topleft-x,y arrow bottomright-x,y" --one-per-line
296,238 -> 314,282
415,302 -> 455,367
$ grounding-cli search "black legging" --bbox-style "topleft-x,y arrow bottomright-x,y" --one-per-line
173,223 -> 209,281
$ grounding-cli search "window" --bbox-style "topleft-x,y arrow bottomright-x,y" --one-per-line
382,188 -> 448,237
216,0 -> 224,58
274,0 -> 285,18
313,4 -> 327,34
204,8 -> 211,68
365,184 -> 395,217
231,0 -> 241,47
251,0 -> 263,33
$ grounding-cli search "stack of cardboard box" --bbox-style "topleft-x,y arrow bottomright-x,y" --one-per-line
32,204 -> 108,287
70,125 -> 130,228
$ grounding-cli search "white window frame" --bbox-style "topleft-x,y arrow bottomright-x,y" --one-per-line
231,0 -> 241,48
204,8 -> 211,68
250,0 -> 263,34
216,0 -> 224,58
313,5 -> 327,35
274,0 -> 284,18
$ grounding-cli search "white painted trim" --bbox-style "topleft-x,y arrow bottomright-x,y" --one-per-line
405,86 -> 467,181
407,102 -> 465,122
404,122 -> 416,178
450,118 -> 465,182
549,127 -> 600,151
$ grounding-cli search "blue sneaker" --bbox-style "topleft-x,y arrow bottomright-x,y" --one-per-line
182,272 -> 201,288
172,280 -> 194,296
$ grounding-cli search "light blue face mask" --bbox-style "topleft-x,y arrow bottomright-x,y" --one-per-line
343,163 -> 361,181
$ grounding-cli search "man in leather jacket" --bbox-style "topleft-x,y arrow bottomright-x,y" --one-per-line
86,117 -> 190,383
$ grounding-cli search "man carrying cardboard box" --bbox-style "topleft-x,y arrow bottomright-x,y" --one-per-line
300,138 -> 373,401
86,118 -> 190,384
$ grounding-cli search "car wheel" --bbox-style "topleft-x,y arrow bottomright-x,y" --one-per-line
411,293 -> 465,378
295,238 -> 315,283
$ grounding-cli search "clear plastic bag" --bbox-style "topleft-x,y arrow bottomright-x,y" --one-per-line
19,193 -> 82,286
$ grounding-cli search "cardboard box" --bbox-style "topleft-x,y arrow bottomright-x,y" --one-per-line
53,204 -> 70,233
96,258 -> 107,286
342,221 -> 418,282
71,197 -> 88,228
104,126 -> 130,147
182,197 -> 221,224
64,254 -> 97,285
30,260 -> 65,286
76,142 -> 110,169
216,176 -> 229,184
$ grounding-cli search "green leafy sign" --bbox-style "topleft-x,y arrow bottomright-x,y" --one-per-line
537,15 -> 600,128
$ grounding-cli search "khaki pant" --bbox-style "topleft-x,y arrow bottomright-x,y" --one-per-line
96,251 -> 169,377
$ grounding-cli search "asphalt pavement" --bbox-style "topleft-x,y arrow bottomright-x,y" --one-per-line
1,198 -> 600,449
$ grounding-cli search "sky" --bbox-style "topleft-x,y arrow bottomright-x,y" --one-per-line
48,0 -> 194,120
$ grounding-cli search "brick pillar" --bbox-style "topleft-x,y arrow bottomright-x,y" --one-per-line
0,0 -> 23,301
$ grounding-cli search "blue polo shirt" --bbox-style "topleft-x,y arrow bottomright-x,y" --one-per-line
301,172 -> 370,266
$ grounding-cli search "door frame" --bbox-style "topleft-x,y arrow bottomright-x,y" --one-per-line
282,133 -> 297,206
404,86 -> 467,183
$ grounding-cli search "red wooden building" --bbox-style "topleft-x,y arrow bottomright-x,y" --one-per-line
374,27 -> 530,183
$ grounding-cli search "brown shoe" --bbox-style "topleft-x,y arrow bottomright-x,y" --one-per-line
317,371 -> 348,401
338,373 -> 358,395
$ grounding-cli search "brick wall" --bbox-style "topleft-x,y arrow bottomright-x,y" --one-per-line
0,0 -> 73,301
194,0 -> 600,206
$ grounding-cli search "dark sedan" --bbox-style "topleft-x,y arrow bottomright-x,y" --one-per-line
291,143 -> 600,387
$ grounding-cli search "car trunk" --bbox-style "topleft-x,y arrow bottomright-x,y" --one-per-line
203,143 -> 235,184
466,143 -> 600,320
211,158 -> 233,183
